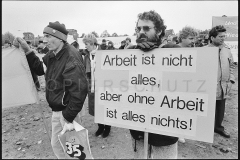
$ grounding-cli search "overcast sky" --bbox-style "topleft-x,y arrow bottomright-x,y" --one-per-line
2,1 -> 238,37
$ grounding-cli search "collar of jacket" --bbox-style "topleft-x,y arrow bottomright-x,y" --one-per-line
49,43 -> 68,60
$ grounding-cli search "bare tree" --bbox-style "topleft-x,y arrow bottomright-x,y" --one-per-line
112,32 -> 118,37
80,33 -> 85,38
100,30 -> 110,37
91,31 -> 99,38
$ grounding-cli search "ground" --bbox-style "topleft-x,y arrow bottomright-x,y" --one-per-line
2,64 -> 238,159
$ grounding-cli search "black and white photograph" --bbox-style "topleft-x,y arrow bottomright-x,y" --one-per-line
2,0 -> 238,159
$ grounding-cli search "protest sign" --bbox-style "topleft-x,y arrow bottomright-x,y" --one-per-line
95,47 -> 218,143
212,16 -> 238,62
2,47 -> 38,108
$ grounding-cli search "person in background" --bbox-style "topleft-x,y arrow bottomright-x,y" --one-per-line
67,35 -> 80,52
128,10 -> 180,159
178,26 -> 198,48
99,39 -> 108,50
71,41 -> 80,51
204,34 -> 210,46
208,25 -> 235,138
124,37 -> 133,49
37,40 -> 44,53
107,41 -> 115,50
81,33 -> 112,138
13,21 -> 88,159
119,40 -> 126,49
38,40 -> 49,54
4,39 -> 12,48
171,36 -> 178,44
177,26 -> 198,143
195,38 -> 204,47
159,38 -> 167,48
167,35 -> 173,43
68,37 -> 82,60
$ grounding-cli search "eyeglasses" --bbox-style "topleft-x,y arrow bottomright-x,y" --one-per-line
136,26 -> 154,33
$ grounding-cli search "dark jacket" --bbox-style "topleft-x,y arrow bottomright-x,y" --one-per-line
119,45 -> 125,50
26,43 -> 88,123
80,46 -> 102,116
128,42 -> 180,147
107,46 -> 115,50
99,44 -> 107,50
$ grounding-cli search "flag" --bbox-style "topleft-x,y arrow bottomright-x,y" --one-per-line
2,47 -> 38,108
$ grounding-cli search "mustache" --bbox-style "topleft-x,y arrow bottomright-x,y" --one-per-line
136,33 -> 160,44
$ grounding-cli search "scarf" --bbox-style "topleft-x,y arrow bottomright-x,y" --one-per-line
89,45 -> 98,93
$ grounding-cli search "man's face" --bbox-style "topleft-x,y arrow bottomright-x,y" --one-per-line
126,40 -> 130,44
102,41 -> 106,45
43,33 -> 62,51
211,32 -> 226,46
181,35 -> 195,47
137,19 -> 158,42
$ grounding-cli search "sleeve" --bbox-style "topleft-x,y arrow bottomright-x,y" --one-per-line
228,50 -> 235,83
62,58 -> 88,123
26,51 -> 45,76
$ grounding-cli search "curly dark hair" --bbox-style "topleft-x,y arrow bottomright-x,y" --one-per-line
208,25 -> 226,43
137,10 -> 166,40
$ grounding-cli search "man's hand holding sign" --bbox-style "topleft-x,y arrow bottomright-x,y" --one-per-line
94,33 -> 218,159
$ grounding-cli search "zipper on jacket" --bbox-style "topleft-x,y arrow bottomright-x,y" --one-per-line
218,49 -> 224,93
62,91 -> 67,106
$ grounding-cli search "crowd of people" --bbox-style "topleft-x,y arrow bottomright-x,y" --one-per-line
7,10 -> 236,159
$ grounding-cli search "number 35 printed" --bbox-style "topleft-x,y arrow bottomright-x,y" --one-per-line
66,142 -> 86,159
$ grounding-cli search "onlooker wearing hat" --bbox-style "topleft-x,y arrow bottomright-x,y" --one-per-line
124,37 -> 133,49
119,40 -> 126,49
99,39 -> 107,50
208,25 -> 235,138
13,21 -> 88,159
81,33 -> 112,138
107,41 -> 115,50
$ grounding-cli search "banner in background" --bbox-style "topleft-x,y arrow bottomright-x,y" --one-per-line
77,36 -> 137,49
95,47 -> 218,143
212,16 -> 238,62
212,16 -> 238,41
2,47 -> 38,108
